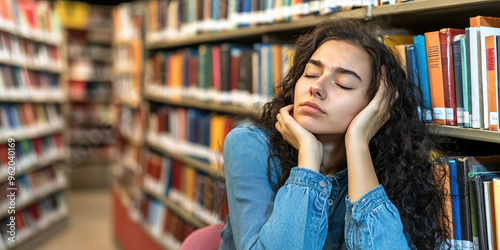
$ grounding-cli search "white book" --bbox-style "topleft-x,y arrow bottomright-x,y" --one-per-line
469,27 -> 483,129
480,27 -> 500,129
483,181 -> 494,250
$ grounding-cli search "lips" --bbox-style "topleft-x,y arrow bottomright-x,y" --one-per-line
301,101 -> 326,114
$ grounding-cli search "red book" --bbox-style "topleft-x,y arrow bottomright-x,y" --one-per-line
212,45 -> 221,94
31,138 -> 41,156
0,144 -> 7,166
147,154 -> 163,181
171,160 -> 183,191
439,28 -> 465,126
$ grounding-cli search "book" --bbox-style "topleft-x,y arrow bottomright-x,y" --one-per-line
413,35 -> 433,122
439,28 -> 465,126
425,31 -> 446,125
452,35 -> 466,127
468,27 -> 483,129
479,27 -> 500,129
471,172 -> 500,250
456,156 -> 500,246
485,35 -> 499,131
470,16 -> 500,28
462,33 -> 472,128
493,178 -> 500,250
448,159 -> 461,240
483,181 -> 497,250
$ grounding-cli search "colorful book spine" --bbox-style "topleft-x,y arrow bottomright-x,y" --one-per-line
425,31 -> 446,125
452,35 -> 466,127
413,35 -> 433,123
485,35 -> 499,131
439,28 -> 465,126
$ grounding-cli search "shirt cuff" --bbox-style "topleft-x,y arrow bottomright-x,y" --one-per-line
345,184 -> 390,221
284,167 -> 332,197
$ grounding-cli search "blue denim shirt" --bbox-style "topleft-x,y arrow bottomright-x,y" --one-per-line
219,126 -> 410,249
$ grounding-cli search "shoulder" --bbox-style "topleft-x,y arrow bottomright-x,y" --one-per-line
223,125 -> 273,172
225,125 -> 270,150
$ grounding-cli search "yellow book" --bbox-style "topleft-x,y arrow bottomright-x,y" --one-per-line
493,178 -> 500,250
170,53 -> 183,100
209,116 -> 225,169
35,104 -> 46,125
184,167 -> 195,202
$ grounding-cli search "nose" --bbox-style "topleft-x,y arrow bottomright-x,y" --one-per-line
309,78 -> 328,100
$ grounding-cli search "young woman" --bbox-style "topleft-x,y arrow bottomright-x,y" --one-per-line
218,18 -> 451,249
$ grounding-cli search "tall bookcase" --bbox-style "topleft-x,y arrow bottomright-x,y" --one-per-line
112,0 -> 500,249
0,1 -> 69,249
57,2 -> 116,189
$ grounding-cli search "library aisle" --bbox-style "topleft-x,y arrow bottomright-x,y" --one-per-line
36,190 -> 118,250
2,0 -> 500,249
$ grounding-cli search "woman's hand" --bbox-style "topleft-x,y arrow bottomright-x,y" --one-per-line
275,105 -> 323,172
345,71 -> 397,146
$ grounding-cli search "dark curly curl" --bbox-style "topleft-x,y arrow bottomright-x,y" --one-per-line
251,18 -> 451,249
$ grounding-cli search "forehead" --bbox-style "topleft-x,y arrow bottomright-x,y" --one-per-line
310,40 -> 372,81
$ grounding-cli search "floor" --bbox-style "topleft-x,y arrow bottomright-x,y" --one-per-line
36,189 -> 119,250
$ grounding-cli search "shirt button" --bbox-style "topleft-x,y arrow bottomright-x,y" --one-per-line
319,181 -> 326,188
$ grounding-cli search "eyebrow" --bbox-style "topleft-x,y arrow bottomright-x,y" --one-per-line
307,59 -> 363,82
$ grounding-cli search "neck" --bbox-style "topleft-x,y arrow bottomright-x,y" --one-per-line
316,134 -> 347,176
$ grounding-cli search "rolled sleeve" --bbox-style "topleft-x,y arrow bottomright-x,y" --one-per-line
344,185 -> 409,249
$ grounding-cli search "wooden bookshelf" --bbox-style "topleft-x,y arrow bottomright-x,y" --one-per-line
0,26 -> 62,46
146,138 -> 224,180
145,92 -> 261,117
143,188 -> 208,229
146,0 -> 500,49
0,183 -> 67,219
427,125 -> 500,144
0,58 -> 62,74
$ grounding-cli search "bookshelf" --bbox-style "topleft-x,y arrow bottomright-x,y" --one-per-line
57,3 -> 116,190
109,0 -> 500,249
0,0 -> 69,249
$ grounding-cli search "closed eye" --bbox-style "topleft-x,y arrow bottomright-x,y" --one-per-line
303,74 -> 318,78
336,83 -> 352,90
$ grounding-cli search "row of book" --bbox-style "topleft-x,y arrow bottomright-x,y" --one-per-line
114,75 -> 141,107
114,44 -> 142,74
146,43 -> 293,106
69,80 -> 112,101
0,191 -> 67,250
143,149 -> 228,226
146,0 -> 412,41
68,42 -> 112,62
140,196 -> 196,249
147,105 -> 236,165
0,165 -> 66,218
69,144 -> 115,165
69,103 -> 115,126
396,15 -> 500,131
444,155 -> 500,250
0,134 -> 64,179
0,64 -> 62,101
0,31 -> 61,73
70,127 -> 115,146
112,2 -> 144,42
0,103 -> 63,140
118,105 -> 145,145
0,0 -> 62,45
68,60 -> 112,82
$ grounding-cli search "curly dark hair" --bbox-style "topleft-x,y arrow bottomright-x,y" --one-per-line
250,18 -> 451,249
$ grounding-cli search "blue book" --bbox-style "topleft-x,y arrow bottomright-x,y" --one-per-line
405,45 -> 419,88
452,38 -> 465,127
413,35 -> 432,123
448,159 -> 461,240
